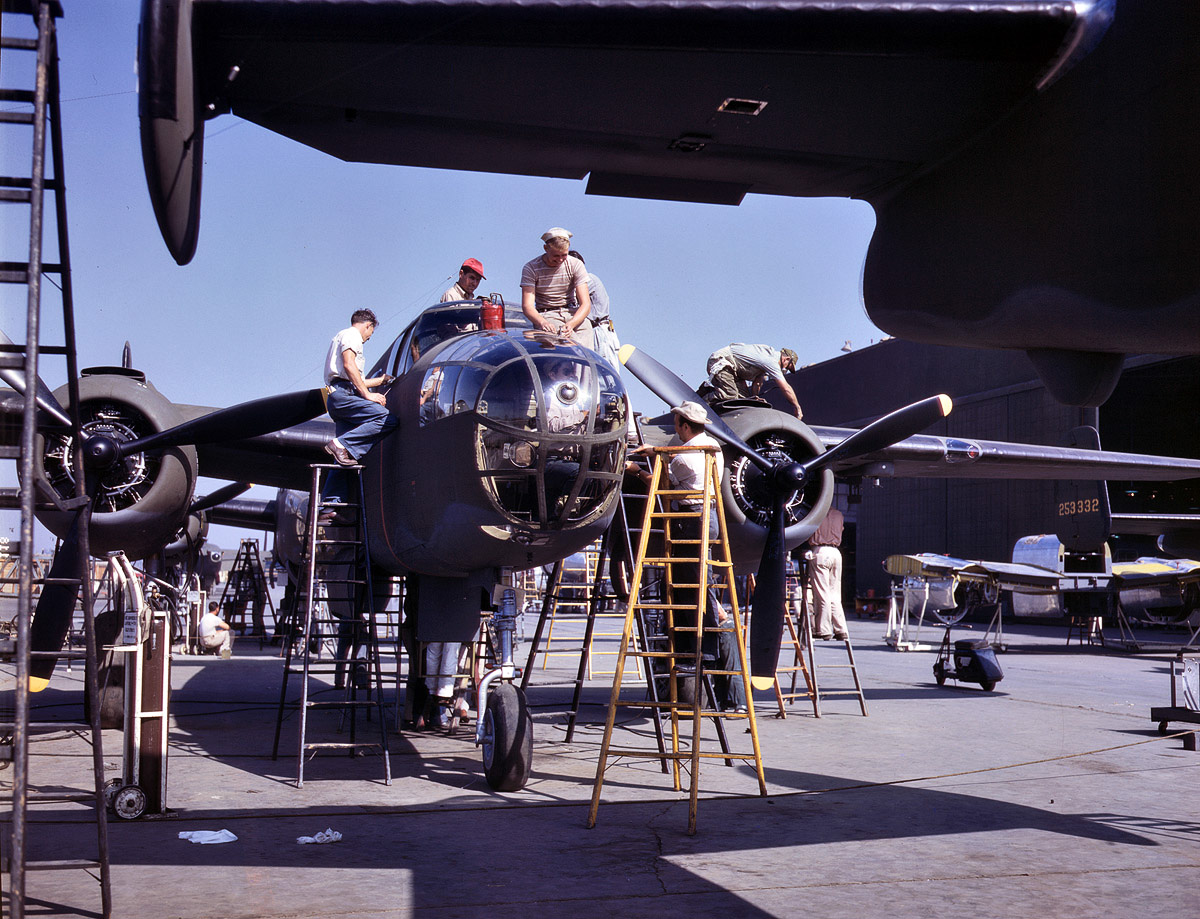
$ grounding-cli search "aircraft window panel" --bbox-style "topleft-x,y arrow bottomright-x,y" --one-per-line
419,365 -> 449,425
453,365 -> 488,413
435,365 -> 462,419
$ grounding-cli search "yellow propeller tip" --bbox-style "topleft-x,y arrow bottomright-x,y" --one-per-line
29,675 -> 49,693
937,394 -> 953,416
618,344 -> 637,366
750,676 -> 775,692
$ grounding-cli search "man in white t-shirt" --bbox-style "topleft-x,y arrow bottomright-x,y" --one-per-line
321,309 -> 397,514
197,601 -> 233,657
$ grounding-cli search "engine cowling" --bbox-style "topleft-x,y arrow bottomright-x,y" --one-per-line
715,404 -> 834,570
34,370 -> 198,560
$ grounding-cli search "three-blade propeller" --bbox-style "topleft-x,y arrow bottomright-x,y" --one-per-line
30,388 -> 328,690
619,345 -> 951,688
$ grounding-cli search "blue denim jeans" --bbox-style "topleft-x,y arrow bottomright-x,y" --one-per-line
322,385 -> 399,502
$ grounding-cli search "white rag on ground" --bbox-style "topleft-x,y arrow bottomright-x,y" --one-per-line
178,830 -> 238,844
297,828 -> 343,844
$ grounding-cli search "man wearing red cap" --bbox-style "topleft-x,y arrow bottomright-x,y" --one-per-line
441,258 -> 486,302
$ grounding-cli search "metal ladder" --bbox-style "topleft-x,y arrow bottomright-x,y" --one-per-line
272,463 -> 392,786
0,3 -> 111,916
587,444 -> 766,835
218,537 -> 275,639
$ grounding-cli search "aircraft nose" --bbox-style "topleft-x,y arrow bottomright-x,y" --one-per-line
474,350 -> 628,528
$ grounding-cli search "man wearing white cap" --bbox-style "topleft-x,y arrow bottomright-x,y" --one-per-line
441,257 -> 486,302
520,227 -> 595,349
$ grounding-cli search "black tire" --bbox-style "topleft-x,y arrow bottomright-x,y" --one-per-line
481,683 -> 533,791
1157,721 -> 1169,735
933,662 -> 946,686
980,680 -> 996,692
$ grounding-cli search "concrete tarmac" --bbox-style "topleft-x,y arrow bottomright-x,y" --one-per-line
7,616 -> 1198,918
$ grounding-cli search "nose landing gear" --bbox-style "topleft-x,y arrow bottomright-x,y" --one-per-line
476,585 -> 533,790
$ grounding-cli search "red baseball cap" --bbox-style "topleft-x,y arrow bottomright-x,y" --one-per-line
460,258 -> 486,279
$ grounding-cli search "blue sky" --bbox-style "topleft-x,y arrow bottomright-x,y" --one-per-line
2,1 -> 884,552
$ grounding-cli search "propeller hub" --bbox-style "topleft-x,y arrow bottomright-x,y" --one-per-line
82,432 -> 122,470
772,461 -> 806,494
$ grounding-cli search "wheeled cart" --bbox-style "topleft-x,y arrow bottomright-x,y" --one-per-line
933,628 -> 1003,692
1150,652 -> 1199,751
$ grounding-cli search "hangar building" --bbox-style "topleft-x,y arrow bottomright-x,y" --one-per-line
784,342 -> 1200,599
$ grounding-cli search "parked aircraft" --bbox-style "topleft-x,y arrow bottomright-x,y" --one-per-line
139,0 -> 1200,406
14,297 -> 1200,784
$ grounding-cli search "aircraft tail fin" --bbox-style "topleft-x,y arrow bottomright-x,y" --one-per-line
1054,425 -> 1112,554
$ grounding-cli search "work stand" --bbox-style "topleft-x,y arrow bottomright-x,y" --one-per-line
272,463 -> 391,787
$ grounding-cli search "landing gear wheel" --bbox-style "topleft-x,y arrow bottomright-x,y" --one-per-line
481,683 -> 533,791
933,662 -> 946,686
1157,721 -> 1169,735
112,783 -> 148,820
980,680 -> 996,692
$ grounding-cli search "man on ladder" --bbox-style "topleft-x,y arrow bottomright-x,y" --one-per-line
627,400 -> 725,657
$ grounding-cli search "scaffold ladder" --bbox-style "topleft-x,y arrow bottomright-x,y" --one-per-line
587,444 -> 766,835
0,3 -> 111,916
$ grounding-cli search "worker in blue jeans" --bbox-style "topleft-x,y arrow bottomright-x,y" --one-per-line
320,308 -> 396,520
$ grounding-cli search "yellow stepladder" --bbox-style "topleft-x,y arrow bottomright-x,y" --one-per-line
587,443 -> 766,835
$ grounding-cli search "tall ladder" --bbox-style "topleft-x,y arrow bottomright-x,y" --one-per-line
272,464 -> 392,786
588,443 -> 766,835
218,538 -> 275,638
0,3 -> 111,916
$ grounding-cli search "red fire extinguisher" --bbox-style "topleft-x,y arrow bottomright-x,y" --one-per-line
481,296 -> 505,330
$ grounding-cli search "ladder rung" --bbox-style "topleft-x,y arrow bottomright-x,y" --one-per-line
0,188 -> 32,203
0,111 -> 34,125
303,742 -> 383,751
25,859 -> 103,872
0,36 -> 39,51
25,792 -> 99,805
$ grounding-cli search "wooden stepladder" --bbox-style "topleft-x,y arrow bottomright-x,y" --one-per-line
587,443 -> 766,835
770,570 -> 820,717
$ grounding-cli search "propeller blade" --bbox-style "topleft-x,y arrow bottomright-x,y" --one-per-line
803,394 -> 952,475
0,329 -> 72,427
748,492 -> 789,688
189,481 -> 254,515
29,509 -> 88,691
120,389 -> 327,455
619,345 -> 773,470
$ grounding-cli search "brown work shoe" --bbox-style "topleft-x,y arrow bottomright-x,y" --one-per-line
324,439 -> 357,466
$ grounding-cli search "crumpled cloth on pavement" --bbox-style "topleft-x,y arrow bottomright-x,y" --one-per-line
297,828 -> 343,845
178,830 -> 238,845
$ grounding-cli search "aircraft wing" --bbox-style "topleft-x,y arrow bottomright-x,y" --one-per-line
145,1 -> 1200,407
809,427 -> 1200,482
885,552 -> 1062,591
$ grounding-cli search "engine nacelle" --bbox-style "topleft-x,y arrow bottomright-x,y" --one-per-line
714,404 -> 835,571
35,370 -> 198,559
